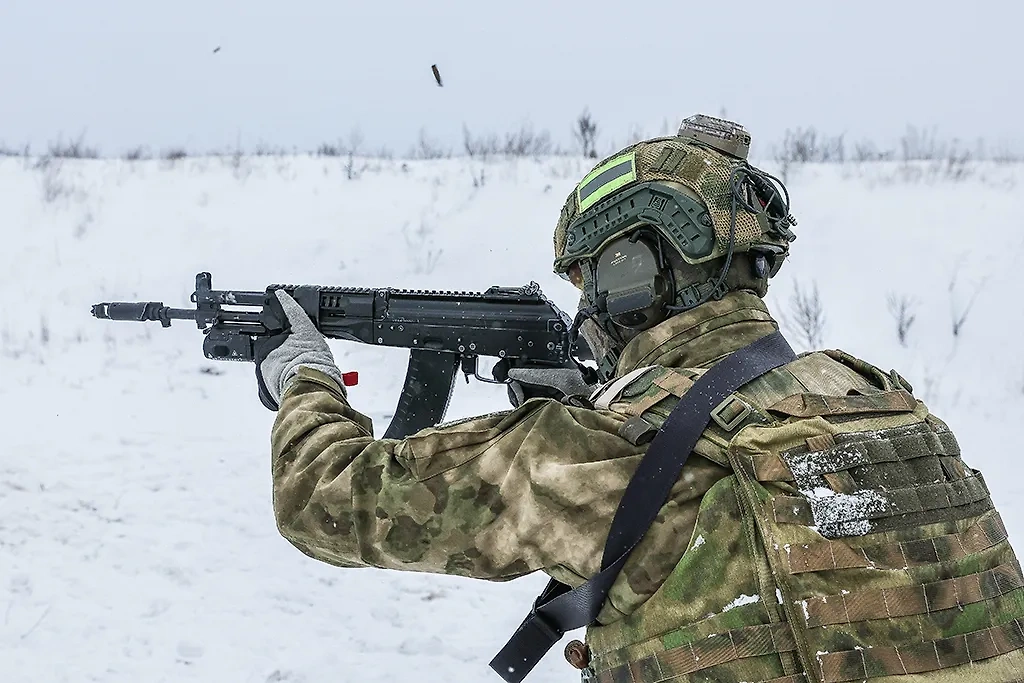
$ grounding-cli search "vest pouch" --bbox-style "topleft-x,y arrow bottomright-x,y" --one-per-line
727,413 -> 1024,683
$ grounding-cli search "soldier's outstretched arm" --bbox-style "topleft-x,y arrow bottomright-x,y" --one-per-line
271,365 -> 644,581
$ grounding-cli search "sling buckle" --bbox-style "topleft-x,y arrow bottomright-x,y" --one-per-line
710,395 -> 752,432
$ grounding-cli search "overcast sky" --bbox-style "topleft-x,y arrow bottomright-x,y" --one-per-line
2,0 -> 1021,157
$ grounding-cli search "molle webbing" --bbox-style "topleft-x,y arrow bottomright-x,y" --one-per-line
653,370 -> 696,397
768,389 -> 917,418
752,453 -> 797,481
593,623 -> 797,683
623,388 -> 671,417
783,424 -> 960,481
724,401 -> 1024,682
817,617 -> 1024,682
786,511 -> 1009,574
749,423 -> 960,485
772,472 -> 991,528
802,561 -> 1024,628
620,371 -> 698,417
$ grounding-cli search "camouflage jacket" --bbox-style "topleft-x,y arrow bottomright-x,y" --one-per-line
271,290 -> 777,624
273,291 -> 1024,681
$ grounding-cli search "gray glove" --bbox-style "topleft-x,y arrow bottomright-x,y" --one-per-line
506,366 -> 598,408
255,289 -> 344,410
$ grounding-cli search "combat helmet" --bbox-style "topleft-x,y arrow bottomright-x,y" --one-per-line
555,114 -> 797,378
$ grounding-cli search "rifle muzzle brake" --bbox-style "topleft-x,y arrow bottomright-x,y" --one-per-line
91,302 -> 172,327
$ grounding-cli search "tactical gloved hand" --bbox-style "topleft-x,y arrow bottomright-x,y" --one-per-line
504,366 -> 598,409
254,289 -> 345,410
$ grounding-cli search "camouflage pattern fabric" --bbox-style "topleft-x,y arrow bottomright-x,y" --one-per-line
271,289 -> 1024,681
271,291 -> 773,620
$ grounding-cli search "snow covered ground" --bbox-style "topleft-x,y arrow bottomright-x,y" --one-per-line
1,153 -> 1022,682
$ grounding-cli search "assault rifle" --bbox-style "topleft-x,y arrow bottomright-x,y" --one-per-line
91,272 -> 594,438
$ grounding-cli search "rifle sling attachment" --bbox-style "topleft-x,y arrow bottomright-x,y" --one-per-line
489,331 -> 796,683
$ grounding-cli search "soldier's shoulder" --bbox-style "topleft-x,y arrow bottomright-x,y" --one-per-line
595,348 -> 929,457
592,365 -> 699,413
748,348 -> 915,402
592,365 -> 736,462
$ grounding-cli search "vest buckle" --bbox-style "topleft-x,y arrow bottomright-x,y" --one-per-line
710,394 -> 752,432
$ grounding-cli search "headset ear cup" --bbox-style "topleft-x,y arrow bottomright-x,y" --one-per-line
632,235 -> 674,330
640,271 -> 671,329
596,233 -> 674,332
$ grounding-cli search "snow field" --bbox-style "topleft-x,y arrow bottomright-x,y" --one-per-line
1,154 -> 1021,682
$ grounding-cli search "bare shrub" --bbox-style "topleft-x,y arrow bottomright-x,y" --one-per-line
858,126 -> 980,183
503,124 -> 552,157
941,145 -> 972,181
463,124 -> 552,158
32,153 -> 53,170
947,264 -> 986,340
463,126 -> 501,159
230,144 -> 244,169
772,127 -> 845,182
778,127 -> 846,163
253,143 -> 290,156
886,293 -> 918,347
317,142 -> 342,157
574,109 -> 599,158
48,133 -> 100,159
317,129 -> 364,158
471,167 -> 486,188
783,280 -> 827,350
227,146 -> 253,181
895,127 -> 972,180
920,367 -> 943,405
412,128 -> 450,160
950,303 -> 971,339
162,148 -> 188,161
0,143 -> 29,157
123,146 -> 149,161
343,152 -> 365,180
992,144 -> 1024,164
851,141 -> 895,162
900,126 -> 943,161
40,162 -> 73,204
773,127 -> 845,180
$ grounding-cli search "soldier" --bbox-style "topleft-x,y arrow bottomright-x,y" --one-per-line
258,116 -> 1024,682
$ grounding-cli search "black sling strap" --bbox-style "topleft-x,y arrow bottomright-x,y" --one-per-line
490,331 -> 796,683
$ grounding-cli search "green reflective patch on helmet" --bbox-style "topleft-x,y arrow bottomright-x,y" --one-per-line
577,152 -> 636,212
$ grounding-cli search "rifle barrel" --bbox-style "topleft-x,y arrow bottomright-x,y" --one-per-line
90,302 -> 198,325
